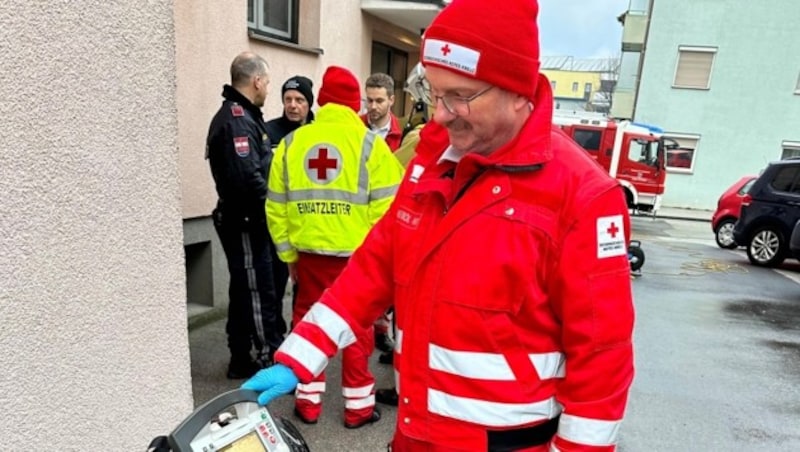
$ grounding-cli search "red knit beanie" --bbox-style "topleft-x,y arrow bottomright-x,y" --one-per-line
317,66 -> 362,112
421,0 -> 540,100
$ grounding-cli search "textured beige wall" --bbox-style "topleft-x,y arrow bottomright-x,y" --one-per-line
0,1 -> 192,450
175,0 -> 250,219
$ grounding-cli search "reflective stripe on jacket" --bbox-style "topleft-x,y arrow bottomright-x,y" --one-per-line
275,76 -> 634,451
266,103 -> 405,263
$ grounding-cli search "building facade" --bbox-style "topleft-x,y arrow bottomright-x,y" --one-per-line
614,0 -> 800,209
542,56 -> 618,113
178,0 -> 443,316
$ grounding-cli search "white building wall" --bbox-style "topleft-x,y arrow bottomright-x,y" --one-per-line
635,0 -> 800,209
0,1 -> 191,450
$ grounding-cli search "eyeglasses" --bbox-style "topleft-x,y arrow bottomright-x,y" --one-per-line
424,85 -> 494,116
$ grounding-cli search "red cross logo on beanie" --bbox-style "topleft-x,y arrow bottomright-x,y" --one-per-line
441,44 -> 451,56
305,145 -> 342,184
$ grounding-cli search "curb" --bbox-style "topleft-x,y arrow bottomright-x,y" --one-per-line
188,306 -> 227,332
653,215 -> 710,223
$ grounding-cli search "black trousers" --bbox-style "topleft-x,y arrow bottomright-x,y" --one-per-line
213,208 -> 284,360
269,241 -> 290,333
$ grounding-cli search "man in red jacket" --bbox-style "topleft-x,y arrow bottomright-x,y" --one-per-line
243,0 -> 635,450
361,72 -> 403,151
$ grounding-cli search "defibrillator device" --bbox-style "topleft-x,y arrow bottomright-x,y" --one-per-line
149,389 -> 309,452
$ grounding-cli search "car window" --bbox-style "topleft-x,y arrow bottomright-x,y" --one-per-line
738,178 -> 755,195
769,166 -> 800,192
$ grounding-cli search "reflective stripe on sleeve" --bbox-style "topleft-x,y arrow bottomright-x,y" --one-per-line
274,240 -> 293,253
279,334 -> 329,377
267,189 -> 287,203
428,389 -> 561,427
430,344 -> 566,380
303,303 -> 358,348
557,413 -> 622,446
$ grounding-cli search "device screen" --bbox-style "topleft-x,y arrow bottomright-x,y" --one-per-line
218,431 -> 266,452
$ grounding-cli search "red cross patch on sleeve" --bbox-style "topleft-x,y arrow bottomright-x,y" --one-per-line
233,137 -> 250,157
597,215 -> 626,258
231,105 -> 245,117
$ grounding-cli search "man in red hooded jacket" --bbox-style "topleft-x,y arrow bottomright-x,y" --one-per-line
243,0 -> 635,450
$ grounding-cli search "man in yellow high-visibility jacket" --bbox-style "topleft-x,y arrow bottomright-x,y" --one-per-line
266,65 -> 405,429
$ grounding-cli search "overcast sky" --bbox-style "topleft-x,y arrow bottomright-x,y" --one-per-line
538,0 -> 631,59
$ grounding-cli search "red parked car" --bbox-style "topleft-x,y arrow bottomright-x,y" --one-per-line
711,175 -> 756,248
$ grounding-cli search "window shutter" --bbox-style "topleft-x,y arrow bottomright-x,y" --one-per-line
674,49 -> 715,89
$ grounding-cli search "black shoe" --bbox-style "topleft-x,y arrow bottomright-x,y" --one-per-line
375,332 -> 395,354
344,407 -> 381,429
378,351 -> 394,365
226,359 -> 261,380
293,408 -> 318,425
375,388 -> 398,407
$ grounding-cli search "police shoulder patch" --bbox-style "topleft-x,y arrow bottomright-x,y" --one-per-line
233,137 -> 250,157
231,104 -> 245,117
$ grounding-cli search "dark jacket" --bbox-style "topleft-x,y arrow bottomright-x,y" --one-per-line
265,110 -> 315,149
206,85 -> 271,223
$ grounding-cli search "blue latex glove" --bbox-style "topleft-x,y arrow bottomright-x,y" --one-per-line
241,363 -> 299,406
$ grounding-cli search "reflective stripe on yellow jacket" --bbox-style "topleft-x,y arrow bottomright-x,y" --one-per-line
266,103 -> 405,263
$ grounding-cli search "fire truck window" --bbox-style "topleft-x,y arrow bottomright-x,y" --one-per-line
573,129 -> 601,152
628,139 -> 654,165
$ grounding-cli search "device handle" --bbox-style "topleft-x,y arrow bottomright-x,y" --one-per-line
168,389 -> 262,452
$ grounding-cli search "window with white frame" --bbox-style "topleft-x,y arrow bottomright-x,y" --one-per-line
572,82 -> 579,92
248,0 -> 298,42
664,133 -> 700,173
673,46 -> 717,90
782,140 -> 800,159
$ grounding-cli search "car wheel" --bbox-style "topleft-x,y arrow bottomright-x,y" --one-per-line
714,218 -> 737,249
746,226 -> 786,267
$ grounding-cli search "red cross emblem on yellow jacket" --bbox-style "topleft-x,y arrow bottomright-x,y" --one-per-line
305,145 -> 343,184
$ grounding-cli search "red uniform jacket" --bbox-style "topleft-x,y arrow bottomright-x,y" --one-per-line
361,112 -> 403,151
278,75 -> 635,451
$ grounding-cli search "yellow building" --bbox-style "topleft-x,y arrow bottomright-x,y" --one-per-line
541,56 -> 618,112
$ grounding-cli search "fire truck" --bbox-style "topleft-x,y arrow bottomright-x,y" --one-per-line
553,111 -> 676,213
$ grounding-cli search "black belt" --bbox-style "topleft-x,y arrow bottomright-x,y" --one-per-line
487,415 -> 559,451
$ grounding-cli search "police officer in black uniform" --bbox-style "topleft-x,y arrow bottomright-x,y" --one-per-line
206,52 -> 284,379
